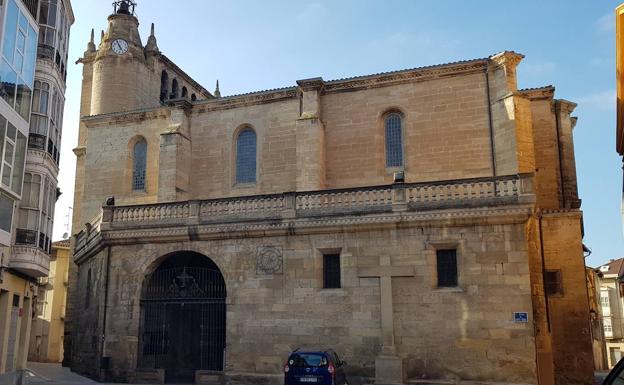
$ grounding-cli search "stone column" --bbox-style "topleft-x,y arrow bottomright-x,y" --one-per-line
295,78 -> 326,191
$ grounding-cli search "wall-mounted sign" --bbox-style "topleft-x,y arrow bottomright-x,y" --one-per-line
513,312 -> 529,323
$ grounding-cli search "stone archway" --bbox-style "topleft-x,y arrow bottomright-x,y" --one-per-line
138,251 -> 226,383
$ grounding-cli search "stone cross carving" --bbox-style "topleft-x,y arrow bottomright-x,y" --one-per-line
358,255 -> 414,385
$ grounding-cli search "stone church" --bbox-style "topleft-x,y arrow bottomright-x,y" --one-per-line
66,1 -> 595,384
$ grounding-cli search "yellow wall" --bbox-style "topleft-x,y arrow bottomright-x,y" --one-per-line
28,242 -> 70,363
0,267 -> 35,374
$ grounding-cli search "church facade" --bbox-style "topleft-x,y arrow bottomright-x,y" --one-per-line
66,2 -> 595,385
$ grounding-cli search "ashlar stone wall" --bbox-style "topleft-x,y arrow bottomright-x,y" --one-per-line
72,219 -> 536,384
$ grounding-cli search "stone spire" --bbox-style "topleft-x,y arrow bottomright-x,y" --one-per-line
86,28 -> 96,53
145,23 -> 159,54
214,80 -> 221,98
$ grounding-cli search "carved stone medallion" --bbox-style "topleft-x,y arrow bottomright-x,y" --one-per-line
256,246 -> 283,275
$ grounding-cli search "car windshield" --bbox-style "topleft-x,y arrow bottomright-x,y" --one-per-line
289,353 -> 328,368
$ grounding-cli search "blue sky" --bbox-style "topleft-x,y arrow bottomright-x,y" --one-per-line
54,0 -> 623,267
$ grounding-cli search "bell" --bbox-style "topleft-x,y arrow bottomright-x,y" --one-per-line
117,1 -> 130,14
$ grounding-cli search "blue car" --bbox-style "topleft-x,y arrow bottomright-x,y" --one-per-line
284,348 -> 349,385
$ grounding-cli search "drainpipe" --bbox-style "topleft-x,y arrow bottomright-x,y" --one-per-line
485,68 -> 497,178
100,245 -> 112,380
538,213 -> 551,332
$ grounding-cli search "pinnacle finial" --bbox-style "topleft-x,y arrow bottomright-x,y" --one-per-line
150,23 -> 155,37
145,22 -> 159,54
214,80 -> 221,98
101,30 -> 105,41
86,28 -> 96,53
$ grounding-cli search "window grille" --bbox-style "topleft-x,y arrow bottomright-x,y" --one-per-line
133,139 -> 147,191
235,129 -> 257,184
385,113 -> 404,168
323,254 -> 341,289
544,270 -> 563,296
436,249 -> 458,287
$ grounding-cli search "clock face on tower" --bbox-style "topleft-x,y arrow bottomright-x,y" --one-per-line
111,39 -> 129,54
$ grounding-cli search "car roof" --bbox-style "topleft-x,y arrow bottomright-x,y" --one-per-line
290,347 -> 336,355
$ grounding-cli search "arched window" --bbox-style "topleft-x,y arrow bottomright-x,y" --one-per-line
235,128 -> 257,184
191,94 -> 197,101
171,79 -> 179,99
133,139 -> 147,191
385,113 -> 404,168
181,86 -> 188,98
160,71 -> 169,103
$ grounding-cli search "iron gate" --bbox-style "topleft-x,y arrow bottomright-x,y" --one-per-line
139,267 -> 226,381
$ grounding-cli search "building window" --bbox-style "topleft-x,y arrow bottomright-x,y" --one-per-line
1,0 -> 37,120
0,192 -> 14,233
0,115 -> 27,196
544,270 -> 563,295
436,249 -> 458,287
601,291 -> 611,308
605,317 -> 613,336
85,268 -> 91,308
160,71 -> 168,103
181,86 -> 188,98
191,94 -> 197,101
323,254 -> 341,289
171,79 -> 178,99
16,173 -> 41,246
235,128 -> 257,184
385,112 -> 404,168
132,139 -> 147,191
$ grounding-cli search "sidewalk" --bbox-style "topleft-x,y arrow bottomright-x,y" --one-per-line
24,363 -> 116,385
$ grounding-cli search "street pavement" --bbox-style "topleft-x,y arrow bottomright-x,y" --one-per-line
21,362 -> 611,385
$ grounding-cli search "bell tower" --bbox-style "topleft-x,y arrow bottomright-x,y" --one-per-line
88,0 -> 158,116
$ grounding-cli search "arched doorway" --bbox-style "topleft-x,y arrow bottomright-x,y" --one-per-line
138,251 -> 226,383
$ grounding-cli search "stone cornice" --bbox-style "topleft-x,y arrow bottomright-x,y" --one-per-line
192,88 -> 299,113
323,60 -> 488,94
74,205 -> 532,264
82,107 -> 171,127
555,99 -> 578,115
519,86 -> 555,101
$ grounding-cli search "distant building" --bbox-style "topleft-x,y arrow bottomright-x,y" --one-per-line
597,258 -> 624,367
28,240 -> 70,363
587,267 -> 608,370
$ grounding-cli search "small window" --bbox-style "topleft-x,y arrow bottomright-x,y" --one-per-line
436,249 -> 457,287
385,113 -> 404,168
191,94 -> 197,101
323,254 -> 341,289
160,71 -> 169,103
235,128 -> 257,184
601,291 -> 611,308
85,268 -> 92,308
181,86 -> 188,98
132,139 -> 147,191
12,294 -> 19,307
171,79 -> 179,99
544,270 -> 563,296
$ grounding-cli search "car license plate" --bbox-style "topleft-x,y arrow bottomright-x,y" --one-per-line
300,377 -> 318,382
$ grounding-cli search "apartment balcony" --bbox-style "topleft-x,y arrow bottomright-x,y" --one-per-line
9,245 -> 50,278
75,174 -> 535,261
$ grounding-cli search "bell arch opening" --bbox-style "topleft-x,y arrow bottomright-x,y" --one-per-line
138,251 -> 226,383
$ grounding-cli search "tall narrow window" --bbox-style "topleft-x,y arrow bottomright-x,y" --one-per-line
436,249 -> 458,287
544,270 -> 563,296
133,139 -> 147,191
85,268 -> 92,308
171,79 -> 179,99
235,128 -> 257,184
160,71 -> 169,103
385,113 -> 404,168
323,254 -> 341,289
181,86 -> 188,99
